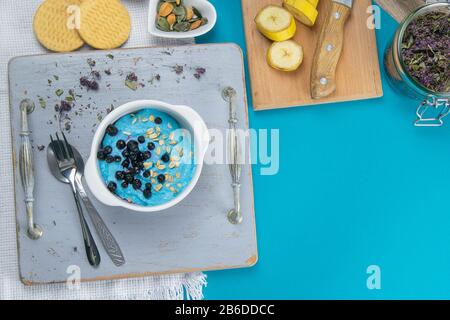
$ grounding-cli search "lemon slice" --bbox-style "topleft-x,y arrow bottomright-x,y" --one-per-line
283,0 -> 318,27
255,5 -> 296,42
267,40 -> 304,72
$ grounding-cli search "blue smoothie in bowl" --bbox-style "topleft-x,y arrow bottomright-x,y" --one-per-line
96,108 -> 196,206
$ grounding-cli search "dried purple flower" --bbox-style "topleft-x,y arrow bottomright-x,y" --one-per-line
401,10 -> 450,93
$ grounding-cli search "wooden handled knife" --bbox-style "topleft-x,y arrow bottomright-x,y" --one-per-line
311,0 -> 353,99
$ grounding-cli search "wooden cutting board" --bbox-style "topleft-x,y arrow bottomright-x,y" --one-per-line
374,0 -> 425,22
241,0 -> 383,111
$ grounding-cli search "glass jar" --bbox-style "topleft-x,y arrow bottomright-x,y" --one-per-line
384,2 -> 450,126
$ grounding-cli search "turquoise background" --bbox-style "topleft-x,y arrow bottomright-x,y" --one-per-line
199,1 -> 450,299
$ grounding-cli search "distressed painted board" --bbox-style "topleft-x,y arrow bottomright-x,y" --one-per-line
241,0 -> 383,110
8,43 -> 257,285
374,0 -> 425,22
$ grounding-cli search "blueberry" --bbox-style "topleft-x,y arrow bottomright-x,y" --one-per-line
116,140 -> 126,150
121,181 -> 129,189
129,152 -> 138,162
106,125 -> 118,136
133,166 -> 141,173
145,182 -> 152,189
132,179 -> 142,190
125,173 -> 134,183
161,153 -> 170,163
107,181 -> 117,192
138,136 -> 146,143
143,170 -> 150,178
154,117 -> 162,124
114,156 -> 121,162
97,150 -> 106,160
143,188 -> 152,199
122,150 -> 130,158
106,155 -> 115,163
104,146 -> 113,154
121,159 -> 130,168
127,140 -> 139,152
147,142 -> 155,150
143,151 -> 151,160
115,171 -> 125,180
157,174 -> 165,183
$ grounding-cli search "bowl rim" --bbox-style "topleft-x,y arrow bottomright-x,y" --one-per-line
148,0 -> 217,39
85,99 -> 209,213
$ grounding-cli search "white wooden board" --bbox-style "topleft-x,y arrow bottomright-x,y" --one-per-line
8,44 -> 257,284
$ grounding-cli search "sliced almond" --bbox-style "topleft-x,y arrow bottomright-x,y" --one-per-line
143,162 -> 153,169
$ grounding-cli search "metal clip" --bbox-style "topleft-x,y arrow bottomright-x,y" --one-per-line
414,96 -> 450,127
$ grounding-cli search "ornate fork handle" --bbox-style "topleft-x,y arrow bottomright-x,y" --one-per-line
75,174 -> 125,266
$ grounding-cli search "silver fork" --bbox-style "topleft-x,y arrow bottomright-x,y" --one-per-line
50,132 -> 101,267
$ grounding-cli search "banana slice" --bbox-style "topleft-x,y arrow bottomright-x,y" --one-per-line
255,5 -> 296,42
267,40 -> 304,72
283,0 -> 318,27
306,0 -> 319,8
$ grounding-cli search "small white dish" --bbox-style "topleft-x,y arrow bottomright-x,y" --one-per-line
148,0 -> 217,39
84,100 -> 210,213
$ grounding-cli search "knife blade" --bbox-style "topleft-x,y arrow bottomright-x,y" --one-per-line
310,0 -> 353,99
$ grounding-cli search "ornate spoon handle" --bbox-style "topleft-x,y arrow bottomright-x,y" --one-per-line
75,173 -> 125,266
19,99 -> 42,240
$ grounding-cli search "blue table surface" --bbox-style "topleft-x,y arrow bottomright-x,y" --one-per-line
198,0 -> 450,299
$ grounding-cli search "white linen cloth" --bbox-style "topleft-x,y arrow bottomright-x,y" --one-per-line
0,0 -> 207,300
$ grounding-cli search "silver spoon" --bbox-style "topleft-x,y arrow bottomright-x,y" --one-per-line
47,143 -> 125,266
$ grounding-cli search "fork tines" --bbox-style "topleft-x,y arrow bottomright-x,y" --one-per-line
50,132 -> 74,161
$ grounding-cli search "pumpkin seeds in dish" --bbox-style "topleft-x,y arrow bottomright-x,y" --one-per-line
155,0 -> 208,33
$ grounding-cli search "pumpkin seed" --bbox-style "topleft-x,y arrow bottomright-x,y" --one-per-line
156,17 -> 170,32
173,5 -> 185,16
185,7 -> 194,20
159,2 -> 173,17
190,19 -> 202,30
174,22 -> 190,32
193,7 -> 202,18
167,13 -> 176,28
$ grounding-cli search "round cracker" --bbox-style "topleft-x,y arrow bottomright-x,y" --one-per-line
78,0 -> 131,50
33,0 -> 84,52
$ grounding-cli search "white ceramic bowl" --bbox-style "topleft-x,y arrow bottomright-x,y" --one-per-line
148,0 -> 217,39
85,100 -> 210,213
